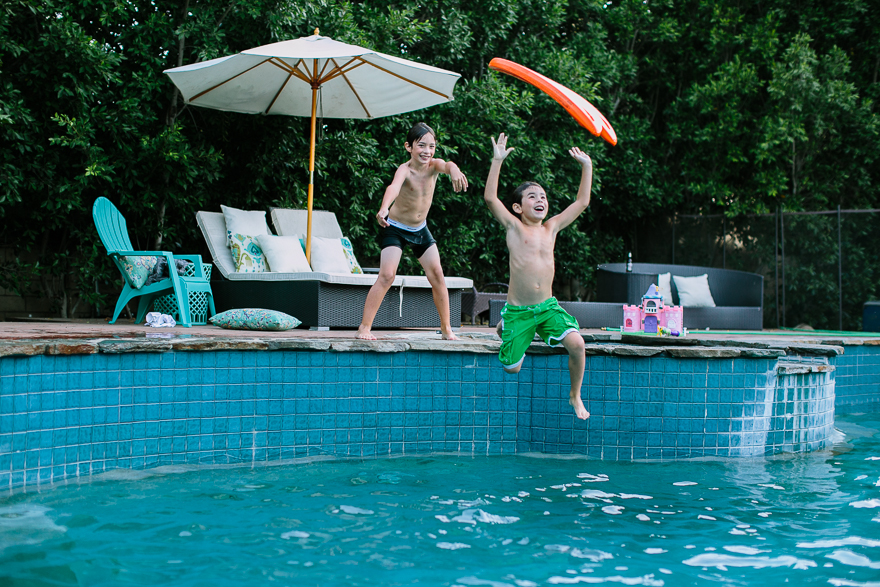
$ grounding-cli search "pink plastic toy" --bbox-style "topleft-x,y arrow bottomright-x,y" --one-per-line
622,305 -> 641,332
621,284 -> 684,335
661,304 -> 683,333
640,284 -> 663,333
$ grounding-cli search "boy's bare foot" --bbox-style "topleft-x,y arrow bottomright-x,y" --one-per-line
441,329 -> 459,341
356,325 -> 377,340
570,395 -> 590,420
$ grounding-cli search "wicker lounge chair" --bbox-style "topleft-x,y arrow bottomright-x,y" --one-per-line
596,262 -> 764,330
196,208 -> 472,329
461,282 -> 508,324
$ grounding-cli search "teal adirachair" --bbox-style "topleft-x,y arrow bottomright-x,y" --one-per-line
92,197 -> 216,327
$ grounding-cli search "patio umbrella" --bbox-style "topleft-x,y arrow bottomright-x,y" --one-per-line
164,30 -> 461,261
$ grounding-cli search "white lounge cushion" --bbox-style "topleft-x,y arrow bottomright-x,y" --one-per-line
672,273 -> 716,307
257,234 -> 312,273
271,208 -> 343,239
658,272 -> 673,305
222,269 -> 472,289
221,205 -> 270,246
310,235 -> 352,274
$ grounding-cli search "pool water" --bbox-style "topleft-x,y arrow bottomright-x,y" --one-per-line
2,408 -> 879,587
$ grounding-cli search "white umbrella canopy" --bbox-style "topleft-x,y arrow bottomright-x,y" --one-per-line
164,31 -> 462,261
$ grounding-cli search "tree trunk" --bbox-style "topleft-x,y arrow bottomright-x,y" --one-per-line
154,0 -> 190,251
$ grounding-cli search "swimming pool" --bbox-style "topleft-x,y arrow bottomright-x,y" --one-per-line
1,405 -> 878,586
1,338 -> 854,490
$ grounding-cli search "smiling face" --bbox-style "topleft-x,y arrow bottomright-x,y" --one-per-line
405,132 -> 436,165
507,182 -> 549,222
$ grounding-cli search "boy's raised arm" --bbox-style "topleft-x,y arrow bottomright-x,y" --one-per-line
546,147 -> 592,233
484,133 -> 517,227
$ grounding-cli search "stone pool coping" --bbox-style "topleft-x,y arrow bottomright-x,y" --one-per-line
0,329 -> 858,359
2,319 -> 878,359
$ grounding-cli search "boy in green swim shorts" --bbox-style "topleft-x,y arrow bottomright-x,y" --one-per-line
483,133 -> 593,420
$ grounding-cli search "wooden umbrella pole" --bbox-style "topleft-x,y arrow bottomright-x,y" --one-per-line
306,82 -> 317,263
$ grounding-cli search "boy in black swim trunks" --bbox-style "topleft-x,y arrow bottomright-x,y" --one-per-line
356,122 -> 469,340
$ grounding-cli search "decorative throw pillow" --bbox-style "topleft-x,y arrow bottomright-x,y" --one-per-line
257,234 -> 312,273
119,255 -> 159,289
229,233 -> 266,273
309,235 -> 353,274
209,308 -> 301,331
220,205 -> 270,247
340,237 -> 364,274
657,272 -> 674,306
672,273 -> 716,307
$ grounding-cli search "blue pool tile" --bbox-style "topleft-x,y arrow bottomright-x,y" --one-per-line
13,376 -> 27,394
26,356 -> 43,375
3,343 -> 875,486
0,359 -> 14,377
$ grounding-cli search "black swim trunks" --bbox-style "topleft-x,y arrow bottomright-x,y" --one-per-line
378,222 -> 437,258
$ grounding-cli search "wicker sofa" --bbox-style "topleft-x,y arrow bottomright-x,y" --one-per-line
489,263 -> 764,331
595,262 -> 764,330
196,208 -> 472,329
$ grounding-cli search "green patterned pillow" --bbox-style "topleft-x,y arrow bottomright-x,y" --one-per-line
340,236 -> 364,274
209,308 -> 301,331
119,255 -> 159,289
229,233 -> 266,273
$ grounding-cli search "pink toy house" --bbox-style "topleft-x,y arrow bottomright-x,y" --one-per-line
640,284 -> 663,333
622,305 -> 641,332
660,305 -> 683,333
621,284 -> 684,334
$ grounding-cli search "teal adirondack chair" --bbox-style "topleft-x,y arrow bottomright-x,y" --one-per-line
92,197 -> 215,327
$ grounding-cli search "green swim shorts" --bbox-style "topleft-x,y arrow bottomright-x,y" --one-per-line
499,297 -> 580,369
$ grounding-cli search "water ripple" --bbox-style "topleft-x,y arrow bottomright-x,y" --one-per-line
683,553 -> 816,570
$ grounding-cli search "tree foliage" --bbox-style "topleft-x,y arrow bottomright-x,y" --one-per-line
0,0 -> 877,327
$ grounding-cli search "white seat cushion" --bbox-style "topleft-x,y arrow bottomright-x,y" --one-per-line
257,234 -> 312,273
221,205 -> 270,246
310,236 -> 352,274
658,272 -> 673,305
672,274 -> 716,307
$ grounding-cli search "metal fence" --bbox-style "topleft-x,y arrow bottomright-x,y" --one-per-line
632,208 -> 880,331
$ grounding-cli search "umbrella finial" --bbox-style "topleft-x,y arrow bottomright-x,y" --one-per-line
314,28 -> 319,36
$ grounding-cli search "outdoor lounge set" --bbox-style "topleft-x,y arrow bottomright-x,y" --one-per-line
95,199 -> 763,332
196,207 -> 473,329
489,262 -> 764,331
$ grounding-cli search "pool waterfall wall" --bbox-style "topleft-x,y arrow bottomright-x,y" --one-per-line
1,334 -> 878,491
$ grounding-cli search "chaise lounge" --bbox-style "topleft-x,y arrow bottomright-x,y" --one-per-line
196,208 -> 473,329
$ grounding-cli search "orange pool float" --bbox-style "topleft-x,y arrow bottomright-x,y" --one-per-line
488,57 -> 617,146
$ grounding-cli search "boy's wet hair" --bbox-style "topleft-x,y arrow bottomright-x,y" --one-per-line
406,122 -> 436,146
506,182 -> 542,219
